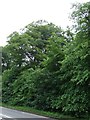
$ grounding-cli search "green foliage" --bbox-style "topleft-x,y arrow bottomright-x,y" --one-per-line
11,68 -> 36,106
0,47 -> 2,75
2,2 -> 90,118
2,67 -> 20,103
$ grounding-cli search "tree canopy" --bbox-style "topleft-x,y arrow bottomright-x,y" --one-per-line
2,2 -> 90,118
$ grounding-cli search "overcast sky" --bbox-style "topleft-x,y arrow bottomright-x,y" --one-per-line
0,0 -> 89,46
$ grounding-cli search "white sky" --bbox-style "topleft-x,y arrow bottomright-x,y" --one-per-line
0,0 -> 89,46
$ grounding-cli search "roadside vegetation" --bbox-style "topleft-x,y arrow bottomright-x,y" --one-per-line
1,2 -> 90,119
1,103 -> 88,120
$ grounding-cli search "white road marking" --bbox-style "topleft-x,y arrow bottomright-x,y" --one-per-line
0,113 -> 17,120
0,107 -> 49,119
21,111 -> 48,118
0,113 -> 12,118
0,113 -> 11,118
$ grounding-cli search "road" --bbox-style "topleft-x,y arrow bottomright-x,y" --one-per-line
0,107 -> 54,120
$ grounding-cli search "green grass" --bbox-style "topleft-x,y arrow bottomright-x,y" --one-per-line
1,103 -> 89,120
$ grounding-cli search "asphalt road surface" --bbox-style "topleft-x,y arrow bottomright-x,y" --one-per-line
0,107 -> 54,120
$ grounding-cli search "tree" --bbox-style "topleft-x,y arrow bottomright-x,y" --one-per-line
2,21 -> 63,71
2,20 -> 65,109
59,2 -> 90,117
2,2 -> 90,118
71,2 -> 90,38
0,46 -> 2,74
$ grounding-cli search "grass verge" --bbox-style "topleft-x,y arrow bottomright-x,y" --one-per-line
1,103 -> 89,120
